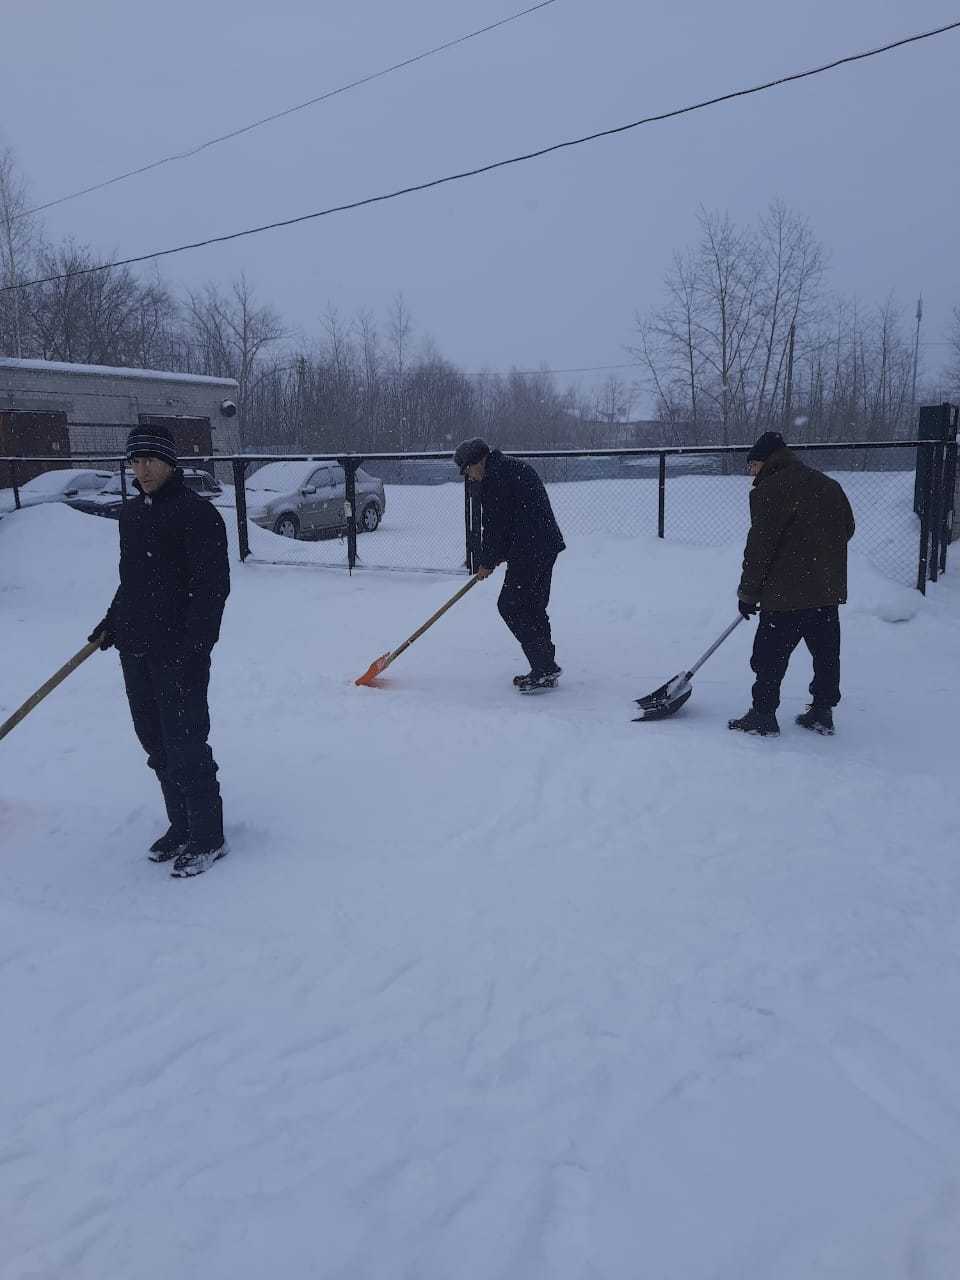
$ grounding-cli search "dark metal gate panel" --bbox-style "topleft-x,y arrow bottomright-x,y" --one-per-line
138,414 -> 213,460
0,411 -> 70,482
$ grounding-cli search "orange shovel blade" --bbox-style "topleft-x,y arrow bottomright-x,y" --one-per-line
355,653 -> 391,687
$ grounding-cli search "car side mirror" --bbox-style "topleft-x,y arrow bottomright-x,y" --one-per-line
65,489 -> 78,496
301,486 -> 317,496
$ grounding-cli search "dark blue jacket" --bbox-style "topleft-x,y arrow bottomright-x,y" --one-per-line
478,450 -> 565,569
102,470 -> 230,659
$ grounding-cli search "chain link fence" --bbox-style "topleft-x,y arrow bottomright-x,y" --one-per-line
659,446 -> 927,589
3,427 -> 956,595
222,441 -> 951,593
511,443 -> 952,592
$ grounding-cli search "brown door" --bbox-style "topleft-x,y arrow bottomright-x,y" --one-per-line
138,415 -> 213,462
0,411 -> 70,483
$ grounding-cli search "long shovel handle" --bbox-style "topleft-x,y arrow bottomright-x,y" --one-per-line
0,639 -> 101,743
387,574 -> 481,664
686,615 -> 746,679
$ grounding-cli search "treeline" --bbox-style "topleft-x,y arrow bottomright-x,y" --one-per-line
2,145 -> 956,452
633,202 -> 953,446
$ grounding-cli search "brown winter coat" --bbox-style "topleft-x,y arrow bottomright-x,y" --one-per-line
738,449 -> 855,611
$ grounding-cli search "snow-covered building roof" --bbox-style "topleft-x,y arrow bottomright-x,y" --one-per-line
0,358 -> 237,388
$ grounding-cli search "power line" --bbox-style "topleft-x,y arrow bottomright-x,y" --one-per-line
22,0 -> 560,220
513,363 -> 640,374
5,17 -> 959,294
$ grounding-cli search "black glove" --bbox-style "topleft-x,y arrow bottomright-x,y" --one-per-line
738,599 -> 758,620
88,617 -> 115,650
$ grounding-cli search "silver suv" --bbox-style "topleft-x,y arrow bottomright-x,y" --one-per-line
245,460 -> 386,540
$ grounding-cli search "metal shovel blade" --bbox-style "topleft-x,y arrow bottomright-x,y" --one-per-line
633,673 -> 693,721
632,617 -> 744,724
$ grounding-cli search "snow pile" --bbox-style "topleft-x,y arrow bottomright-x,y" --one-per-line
2,503 -> 960,1279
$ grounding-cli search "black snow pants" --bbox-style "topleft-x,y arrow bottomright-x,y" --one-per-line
120,653 -> 223,846
497,554 -> 558,674
751,606 -> 841,713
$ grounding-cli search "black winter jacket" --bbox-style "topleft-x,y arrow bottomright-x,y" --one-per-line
478,450 -> 565,569
99,470 -> 230,659
738,449 -> 855,611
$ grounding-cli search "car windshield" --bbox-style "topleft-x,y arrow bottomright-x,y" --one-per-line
99,474 -> 131,495
20,471 -> 78,495
246,462 -> 314,493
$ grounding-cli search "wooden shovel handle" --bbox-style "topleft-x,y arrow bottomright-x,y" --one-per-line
386,574 -> 481,664
0,639 -> 101,743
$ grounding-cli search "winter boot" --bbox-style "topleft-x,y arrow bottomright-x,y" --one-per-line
170,840 -> 228,879
515,666 -> 562,694
796,704 -> 834,735
727,708 -> 780,736
513,664 -> 561,688
148,827 -> 189,863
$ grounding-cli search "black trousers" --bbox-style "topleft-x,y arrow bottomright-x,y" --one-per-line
497,555 -> 558,674
120,653 -> 223,845
751,607 -> 841,714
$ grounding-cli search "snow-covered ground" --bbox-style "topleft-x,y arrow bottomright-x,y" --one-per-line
2,498 -> 959,1279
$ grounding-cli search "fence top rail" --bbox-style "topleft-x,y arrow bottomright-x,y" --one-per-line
0,440 -> 947,467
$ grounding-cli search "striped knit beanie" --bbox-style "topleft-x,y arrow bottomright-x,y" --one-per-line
126,423 -> 178,467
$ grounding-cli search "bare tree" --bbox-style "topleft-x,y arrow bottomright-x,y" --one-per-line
694,206 -> 763,448
387,292 -> 413,450
594,373 -> 635,425
27,238 -> 179,367
752,201 -> 825,432
630,249 -> 707,442
946,306 -> 960,400
355,308 -> 384,449
184,275 -> 285,447
0,145 -> 37,358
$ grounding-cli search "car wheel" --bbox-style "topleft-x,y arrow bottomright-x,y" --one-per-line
360,503 -> 381,532
273,513 -> 300,539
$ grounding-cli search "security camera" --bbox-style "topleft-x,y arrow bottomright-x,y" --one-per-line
220,399 -> 238,418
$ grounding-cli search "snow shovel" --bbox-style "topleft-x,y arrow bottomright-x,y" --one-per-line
0,638 -> 101,743
355,574 -> 480,687
633,616 -> 745,722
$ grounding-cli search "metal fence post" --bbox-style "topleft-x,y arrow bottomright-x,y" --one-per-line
342,457 -> 359,574
473,481 -> 483,570
657,452 -> 666,538
463,478 -> 472,570
942,442 -> 957,578
940,412 -> 958,573
11,459 -> 20,510
463,476 -> 483,572
929,440 -> 946,584
232,459 -> 250,562
916,443 -> 935,593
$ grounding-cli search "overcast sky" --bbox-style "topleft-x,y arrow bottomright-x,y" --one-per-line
2,0 -> 958,405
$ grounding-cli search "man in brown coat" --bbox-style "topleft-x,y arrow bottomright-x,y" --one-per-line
729,432 -> 855,737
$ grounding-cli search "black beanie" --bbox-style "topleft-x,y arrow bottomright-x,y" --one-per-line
126,423 -> 178,467
453,437 -> 490,475
747,431 -> 786,464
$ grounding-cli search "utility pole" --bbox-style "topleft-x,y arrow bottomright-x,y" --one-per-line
911,294 -> 923,414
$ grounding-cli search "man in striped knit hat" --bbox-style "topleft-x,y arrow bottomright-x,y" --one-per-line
89,423 -> 231,877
